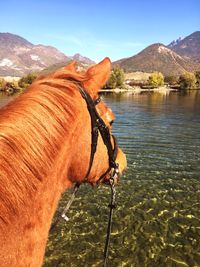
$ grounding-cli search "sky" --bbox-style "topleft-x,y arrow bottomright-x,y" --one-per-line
1,0 -> 199,62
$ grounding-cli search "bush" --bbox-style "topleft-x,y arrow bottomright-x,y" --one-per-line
18,73 -> 37,89
0,78 -> 6,89
195,71 -> 200,87
148,72 -> 164,87
164,75 -> 178,85
106,73 -> 117,89
179,73 -> 196,90
105,66 -> 125,89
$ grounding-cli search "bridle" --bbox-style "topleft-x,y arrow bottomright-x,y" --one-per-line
50,83 -> 120,266
79,86 -> 119,184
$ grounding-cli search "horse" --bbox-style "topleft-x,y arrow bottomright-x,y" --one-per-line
0,57 -> 127,266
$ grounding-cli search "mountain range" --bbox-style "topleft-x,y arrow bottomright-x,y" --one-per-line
0,33 -> 94,77
168,31 -> 200,63
114,31 -> 200,76
0,31 -> 199,77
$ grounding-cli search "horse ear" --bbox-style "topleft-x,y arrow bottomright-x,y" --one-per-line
83,57 -> 111,95
52,61 -> 78,79
65,61 -> 76,72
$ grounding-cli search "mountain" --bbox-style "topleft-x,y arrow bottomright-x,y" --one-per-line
168,37 -> 183,48
168,31 -> 200,63
0,33 -> 70,76
40,59 -> 94,76
70,53 -> 95,65
0,33 -> 94,77
1,31 -> 199,77
114,43 -> 199,76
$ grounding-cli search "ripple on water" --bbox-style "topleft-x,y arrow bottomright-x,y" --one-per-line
42,91 -> 200,267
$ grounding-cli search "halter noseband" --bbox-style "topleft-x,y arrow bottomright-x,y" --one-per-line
79,87 -> 119,184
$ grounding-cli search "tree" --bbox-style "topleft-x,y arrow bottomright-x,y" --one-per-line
195,71 -> 200,87
113,65 -> 125,88
164,75 -> 178,85
106,73 -> 117,89
18,73 -> 37,89
105,66 -> 125,89
148,72 -> 164,87
179,72 -> 196,90
0,78 -> 6,89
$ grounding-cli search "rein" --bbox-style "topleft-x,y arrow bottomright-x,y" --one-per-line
50,86 -> 120,266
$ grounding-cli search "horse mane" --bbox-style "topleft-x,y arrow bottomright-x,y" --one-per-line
0,68 -> 87,224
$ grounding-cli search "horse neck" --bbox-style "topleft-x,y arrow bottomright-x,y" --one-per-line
0,84 -> 80,266
0,167 -> 69,266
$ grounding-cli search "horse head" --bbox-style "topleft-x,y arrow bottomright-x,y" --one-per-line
51,57 -> 127,188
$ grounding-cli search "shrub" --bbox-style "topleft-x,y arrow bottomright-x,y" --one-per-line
105,66 -> 125,89
148,72 -> 164,87
18,73 -> 37,89
179,73 -> 196,90
0,78 -> 6,89
106,73 -> 117,89
164,75 -> 178,85
195,71 -> 200,87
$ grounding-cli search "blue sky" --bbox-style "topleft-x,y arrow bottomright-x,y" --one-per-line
1,0 -> 199,62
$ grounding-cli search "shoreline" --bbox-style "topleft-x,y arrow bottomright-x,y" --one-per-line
100,86 -> 200,93
100,86 -> 178,93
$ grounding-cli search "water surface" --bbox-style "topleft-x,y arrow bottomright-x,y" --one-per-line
45,91 -> 200,267
1,91 -> 200,267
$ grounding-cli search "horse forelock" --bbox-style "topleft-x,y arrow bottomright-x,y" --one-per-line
0,72 -> 87,224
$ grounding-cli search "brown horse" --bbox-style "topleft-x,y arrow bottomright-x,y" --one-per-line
0,58 -> 126,266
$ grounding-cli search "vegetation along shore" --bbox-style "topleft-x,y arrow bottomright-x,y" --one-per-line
0,64 -> 200,95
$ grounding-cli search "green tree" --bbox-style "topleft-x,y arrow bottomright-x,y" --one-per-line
113,65 -> 125,88
105,66 -> 125,89
195,71 -> 200,87
18,73 -> 37,89
148,72 -> 164,87
106,73 -> 117,89
179,72 -> 196,90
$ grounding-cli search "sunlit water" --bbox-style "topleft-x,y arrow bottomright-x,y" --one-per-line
1,91 -> 200,267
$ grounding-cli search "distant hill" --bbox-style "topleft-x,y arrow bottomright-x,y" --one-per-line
40,59 -> 94,76
70,53 -> 95,65
0,33 -> 94,77
0,33 -> 69,76
1,31 -> 199,77
114,43 -> 199,76
168,31 -> 200,63
168,37 -> 183,48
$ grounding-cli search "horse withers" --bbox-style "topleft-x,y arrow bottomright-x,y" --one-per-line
0,58 -> 127,266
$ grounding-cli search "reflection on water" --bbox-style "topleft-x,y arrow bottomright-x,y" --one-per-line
1,91 -> 200,266
0,91 -> 20,109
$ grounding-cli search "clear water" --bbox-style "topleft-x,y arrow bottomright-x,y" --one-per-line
0,92 -> 18,108
1,91 -> 200,267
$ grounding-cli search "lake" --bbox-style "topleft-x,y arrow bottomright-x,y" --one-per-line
1,91 -> 200,267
